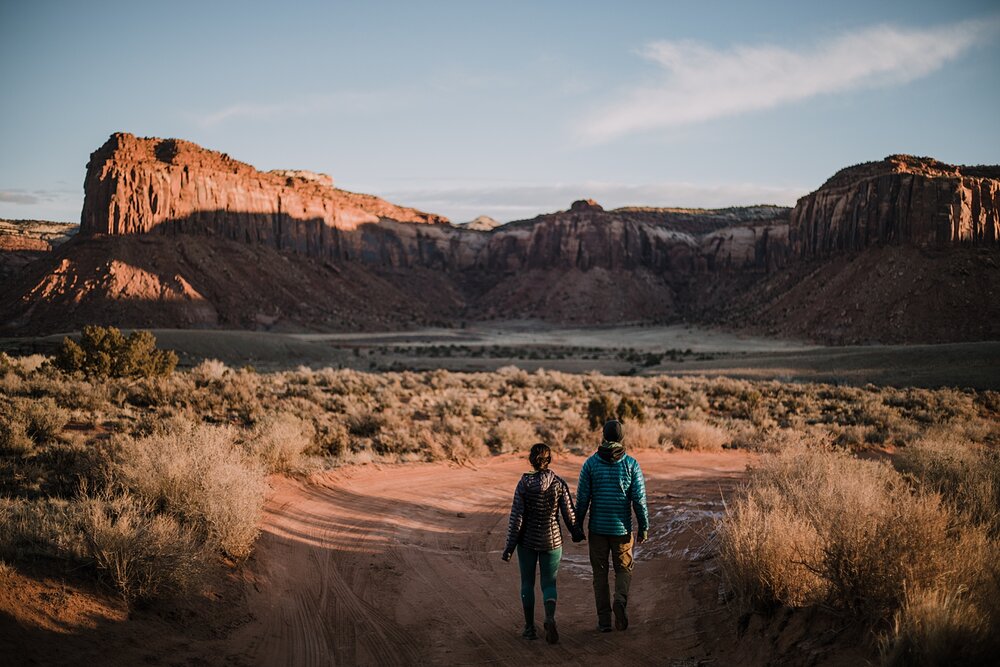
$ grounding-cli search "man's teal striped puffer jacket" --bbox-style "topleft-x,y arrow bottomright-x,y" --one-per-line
575,443 -> 649,537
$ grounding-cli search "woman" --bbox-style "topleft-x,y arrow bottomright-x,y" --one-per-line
501,443 -> 582,643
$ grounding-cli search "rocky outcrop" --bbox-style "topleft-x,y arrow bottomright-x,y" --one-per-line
790,155 -> 1000,258
80,133 -> 447,245
0,220 -> 78,282
458,216 -> 502,232
477,202 -> 790,274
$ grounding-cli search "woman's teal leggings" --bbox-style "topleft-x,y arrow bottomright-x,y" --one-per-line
516,544 -> 562,606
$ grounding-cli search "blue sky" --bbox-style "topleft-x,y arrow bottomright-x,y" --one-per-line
1,0 -> 998,223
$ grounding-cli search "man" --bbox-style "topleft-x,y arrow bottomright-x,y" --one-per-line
574,419 -> 649,632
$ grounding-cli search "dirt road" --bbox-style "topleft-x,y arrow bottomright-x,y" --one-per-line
225,450 -> 752,666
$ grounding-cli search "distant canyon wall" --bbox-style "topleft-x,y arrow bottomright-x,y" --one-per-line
79,134 -> 790,275
789,155 -> 1000,258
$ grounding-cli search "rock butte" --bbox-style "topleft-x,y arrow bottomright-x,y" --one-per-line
791,154 -> 1000,257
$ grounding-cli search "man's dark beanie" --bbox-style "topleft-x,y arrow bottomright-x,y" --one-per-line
603,420 -> 623,443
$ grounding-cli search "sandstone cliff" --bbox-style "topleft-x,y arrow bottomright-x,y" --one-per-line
5,135 -> 998,343
790,155 -> 1000,258
80,133 -> 447,245
78,133 -> 791,275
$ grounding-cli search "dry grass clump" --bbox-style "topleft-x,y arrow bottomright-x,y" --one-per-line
0,493 -> 209,602
718,445 -> 999,662
80,493 -> 209,601
486,419 -> 537,454
111,420 -> 266,559
670,420 -> 729,451
246,413 -> 315,473
896,430 -> 1000,535
882,580 -> 1000,667
0,396 -> 67,455
623,420 -> 670,450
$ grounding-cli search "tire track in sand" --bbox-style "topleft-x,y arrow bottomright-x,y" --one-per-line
227,451 -> 752,665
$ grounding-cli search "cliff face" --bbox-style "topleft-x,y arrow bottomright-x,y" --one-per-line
475,200 -> 789,274
78,133 -> 790,274
790,155 -> 1000,258
80,133 -> 447,246
11,134 -> 997,342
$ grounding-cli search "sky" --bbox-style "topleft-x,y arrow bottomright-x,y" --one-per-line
1,0 -> 998,224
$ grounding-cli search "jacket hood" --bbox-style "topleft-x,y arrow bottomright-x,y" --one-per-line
597,440 -> 626,463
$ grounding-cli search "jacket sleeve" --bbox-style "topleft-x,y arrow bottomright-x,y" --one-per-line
557,476 -> 577,532
629,460 -> 649,534
575,460 -> 591,531
503,477 -> 526,555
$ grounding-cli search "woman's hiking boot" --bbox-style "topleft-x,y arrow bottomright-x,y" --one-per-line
543,600 -> 559,644
613,600 -> 629,631
522,603 -> 537,640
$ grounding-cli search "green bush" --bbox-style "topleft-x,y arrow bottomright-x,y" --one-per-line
54,326 -> 177,378
587,394 -> 616,429
617,396 -> 646,422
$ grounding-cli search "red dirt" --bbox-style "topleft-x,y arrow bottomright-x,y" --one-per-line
1,451 -> 870,665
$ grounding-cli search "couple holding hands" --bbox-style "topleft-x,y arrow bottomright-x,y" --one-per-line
502,419 -> 649,643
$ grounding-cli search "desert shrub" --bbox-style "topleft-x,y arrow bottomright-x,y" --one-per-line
718,446 -> 998,655
54,326 -> 178,378
624,420 -> 669,450
616,396 -> 645,423
346,409 -> 385,438
486,419 -> 537,454
0,352 -> 13,375
23,397 -> 68,443
670,420 -> 729,451
191,358 -> 229,384
246,414 -> 315,473
0,497 -> 89,561
882,583 -> 1000,667
111,421 -> 266,559
80,493 -> 209,602
537,411 -> 591,453
0,397 -> 67,455
587,394 -> 617,429
0,411 -> 32,455
717,485 -> 826,608
896,433 -> 1000,536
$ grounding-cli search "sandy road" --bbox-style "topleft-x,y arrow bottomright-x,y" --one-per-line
225,450 -> 752,666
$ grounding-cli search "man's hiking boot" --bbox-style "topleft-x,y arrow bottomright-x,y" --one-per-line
613,600 -> 629,631
543,600 -> 558,644
522,624 -> 538,640
544,619 -> 559,644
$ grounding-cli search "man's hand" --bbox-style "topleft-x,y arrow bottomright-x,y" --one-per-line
571,527 -> 586,543
501,550 -> 512,562
636,530 -> 648,545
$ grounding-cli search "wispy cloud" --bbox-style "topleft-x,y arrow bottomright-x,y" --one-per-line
194,91 -> 393,127
578,17 -> 999,142
0,188 -> 77,206
0,190 -> 39,205
369,180 -> 806,223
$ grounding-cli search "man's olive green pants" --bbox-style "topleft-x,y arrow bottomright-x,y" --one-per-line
588,533 -> 634,625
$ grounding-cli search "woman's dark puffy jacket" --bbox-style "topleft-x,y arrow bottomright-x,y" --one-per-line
503,470 -> 578,554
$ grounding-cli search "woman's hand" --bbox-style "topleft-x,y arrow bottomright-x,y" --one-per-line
501,550 -> 512,562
